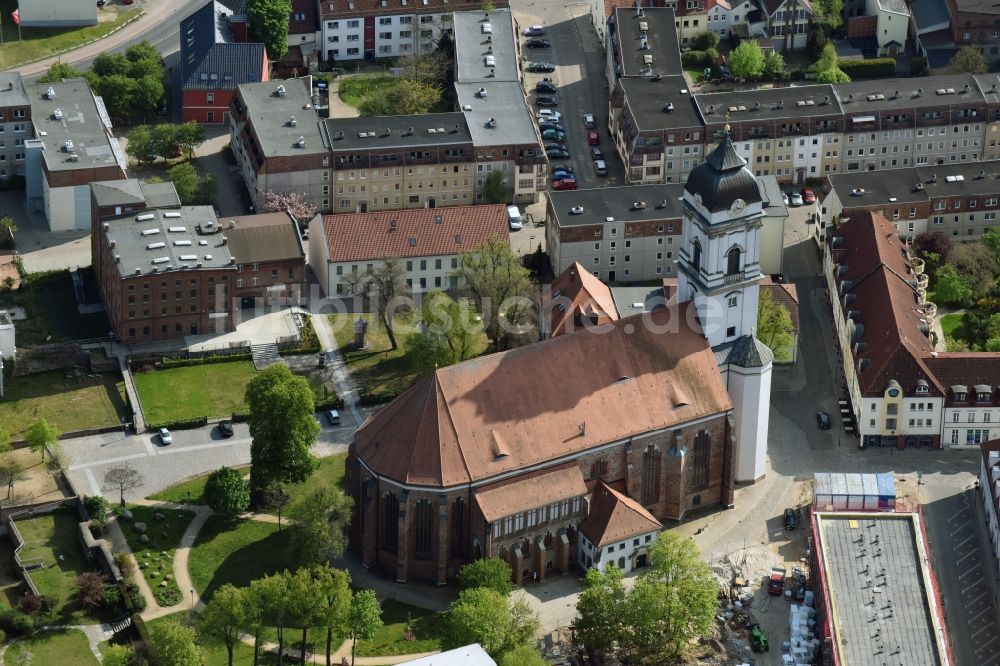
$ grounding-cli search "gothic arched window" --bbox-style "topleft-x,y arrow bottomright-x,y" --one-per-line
414,499 -> 433,560
726,246 -> 741,276
450,498 -> 466,557
692,431 -> 710,490
641,445 -> 661,505
383,492 -> 399,555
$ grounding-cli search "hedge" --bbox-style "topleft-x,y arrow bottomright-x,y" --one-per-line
315,396 -> 345,411
837,58 -> 896,79
159,352 -> 252,368
231,410 -> 250,423
681,50 -> 709,68
359,389 -> 403,406
147,416 -> 208,431
279,317 -> 321,355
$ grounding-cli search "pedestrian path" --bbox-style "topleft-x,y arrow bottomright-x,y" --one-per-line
311,312 -> 365,427
0,624 -> 112,665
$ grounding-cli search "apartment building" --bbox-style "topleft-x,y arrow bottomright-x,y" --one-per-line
308,205 -> 509,296
0,72 -> 29,180
947,0 -> 1000,61
843,0 -> 909,56
672,0 -> 710,45
606,6 -> 682,85
979,440 -> 1000,597
24,80 -> 127,232
760,0 -> 812,50
706,0 -> 734,38
317,0 -> 508,62
229,77 -> 331,214
819,160 -> 1000,241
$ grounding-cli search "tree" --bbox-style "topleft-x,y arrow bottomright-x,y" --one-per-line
457,558 -> 513,596
198,173 -> 218,205
174,121 -> 206,159
244,577 -> 269,666
264,191 -> 317,221
168,162 -> 201,205
500,645 -> 548,666
817,0 -> 843,27
756,289 -> 794,358
763,51 -> 785,79
38,62 -> 83,83
407,291 -> 481,374
452,239 -> 538,351
0,215 -> 16,249
481,171 -> 512,205
344,257 -> 410,351
812,43 -> 850,83
246,364 -> 319,496
949,46 -> 988,74
693,31 -> 719,51
574,565 -> 629,660
252,572 -> 293,666
201,584 -> 247,666
92,52 -> 131,78
287,567 -> 323,665
25,418 -> 59,461
816,66 -> 851,83
358,79 -> 442,117
290,485 -> 353,565
125,40 -> 163,77
103,463 -> 144,506
76,572 -> 106,609
983,228 -> 1000,260
151,123 -> 178,161
101,644 -> 134,666
348,590 -> 383,666
0,452 -> 27,502
88,74 -> 138,120
148,618 -> 201,666
125,125 -> 156,164
204,467 -> 251,515
728,41 -> 765,80
915,232 -> 953,273
950,242 -> 996,296
309,564 -> 352,666
443,588 -> 538,660
246,0 -> 292,61
133,75 -> 165,117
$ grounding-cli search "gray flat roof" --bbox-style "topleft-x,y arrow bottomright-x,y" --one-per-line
0,72 -> 27,109
140,181 -> 182,209
91,180 -> 145,207
548,184 -> 685,229
816,513 -> 946,666
326,112 -> 472,151
829,159 -> 1000,203
613,7 -> 681,78
236,77 -> 327,158
757,175 -> 788,217
877,0 -> 909,14
27,79 -> 126,173
833,74 -> 985,111
610,285 -> 667,316
911,0 -> 951,28
694,84 -> 843,123
105,207 -> 234,278
456,82 -> 537,146
620,76 -> 701,131
453,9 -> 518,83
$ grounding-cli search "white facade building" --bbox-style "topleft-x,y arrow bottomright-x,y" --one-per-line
979,443 -> 1000,595
0,310 -> 14,360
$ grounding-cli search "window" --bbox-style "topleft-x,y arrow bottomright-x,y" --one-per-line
692,240 -> 702,271
691,431 -> 710,490
641,445 -> 661,505
728,295 -> 738,308
413,499 -> 433,559
383,493 -> 399,554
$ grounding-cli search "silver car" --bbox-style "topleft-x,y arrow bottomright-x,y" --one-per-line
159,427 -> 173,445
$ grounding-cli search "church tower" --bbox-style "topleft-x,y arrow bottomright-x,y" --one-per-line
677,127 -> 764,348
679,128 -> 772,483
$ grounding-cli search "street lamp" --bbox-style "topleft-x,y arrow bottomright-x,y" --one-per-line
190,588 -> 195,609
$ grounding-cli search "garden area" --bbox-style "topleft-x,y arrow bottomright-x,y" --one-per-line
338,73 -> 400,108
0,369 -> 126,439
3,628 -> 99,666
148,465 -> 251,505
355,599 -> 444,658
0,270 -> 111,346
132,359 -> 258,425
116,505 -> 195,608
188,516 -> 296,601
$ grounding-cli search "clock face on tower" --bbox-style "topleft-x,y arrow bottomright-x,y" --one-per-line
729,198 -> 746,216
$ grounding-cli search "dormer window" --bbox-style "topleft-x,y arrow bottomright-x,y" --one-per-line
979,392 -> 992,402
976,384 -> 993,402
914,381 -> 929,395
953,385 -> 968,402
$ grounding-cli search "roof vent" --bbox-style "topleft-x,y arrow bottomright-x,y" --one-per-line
477,87 -> 487,98
929,173 -> 937,183
53,108 -> 63,120
296,136 -> 305,148
68,154 -> 79,162
114,254 -> 120,263
822,95 -> 829,105
707,104 -> 715,114
289,115 -> 297,127
434,214 -> 443,224
913,183 -> 924,191
486,117 -> 497,128
777,98 -> 784,109
64,139 -> 75,153
276,84 -> 286,97
657,198 -> 668,209
221,235 -> 228,245
753,101 -> 760,111
663,101 -> 674,113
45,86 -> 56,100
847,94 -> 854,102
389,219 -> 397,230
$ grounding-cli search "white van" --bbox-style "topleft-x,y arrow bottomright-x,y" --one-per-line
507,205 -> 523,230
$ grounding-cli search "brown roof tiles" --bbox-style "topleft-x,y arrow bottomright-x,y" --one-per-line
545,262 -> 619,338
474,463 -> 588,522
220,212 -> 305,264
579,482 -> 662,547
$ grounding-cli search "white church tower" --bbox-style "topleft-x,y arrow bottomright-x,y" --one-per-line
678,128 -> 772,483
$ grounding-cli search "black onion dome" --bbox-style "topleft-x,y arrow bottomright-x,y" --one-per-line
684,131 -> 762,215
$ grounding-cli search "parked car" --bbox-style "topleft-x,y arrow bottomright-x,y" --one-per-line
546,147 -> 570,159
218,421 -> 234,438
552,178 -> 578,190
542,128 -> 566,141
326,409 -> 341,426
525,38 -> 550,48
535,81 -> 557,94
789,192 -> 803,207
159,427 -> 173,445
524,25 -> 545,36
583,113 -> 596,128
801,187 -> 816,205
784,507 -> 799,530
817,411 -> 831,430
527,61 -> 556,73
536,95 -> 559,107
552,167 -> 575,180
587,131 -> 600,146
591,146 -> 604,160
536,109 -> 561,122
594,159 -> 608,176
539,122 -> 565,132
782,191 -> 789,206
544,141 -> 565,151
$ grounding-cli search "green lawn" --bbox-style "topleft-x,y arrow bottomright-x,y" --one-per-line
5,629 -> 99,666
0,1 -> 141,70
188,517 -> 297,601
133,361 -> 258,424
0,370 -> 126,439
117,505 -> 195,608
0,270 -> 111,346
0,537 -> 21,608
355,599 -> 445,658
13,508 -> 114,623
148,465 -> 251,505
338,74 -> 400,108
940,312 -> 966,339
285,454 -> 347,521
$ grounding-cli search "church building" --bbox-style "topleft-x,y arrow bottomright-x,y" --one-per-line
344,131 -> 774,585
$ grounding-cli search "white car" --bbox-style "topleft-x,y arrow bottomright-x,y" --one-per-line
789,192 -> 803,207
782,192 -> 789,206
159,427 -> 173,445
536,109 -> 562,122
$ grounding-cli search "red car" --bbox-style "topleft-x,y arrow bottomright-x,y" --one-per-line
552,178 -> 578,191
587,131 -> 600,146
801,188 -> 816,205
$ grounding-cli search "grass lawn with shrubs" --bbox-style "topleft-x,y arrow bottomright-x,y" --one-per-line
4,628 -> 99,666
133,360 -> 258,424
285,453 -> 347,521
147,465 -> 251,505
145,614 -> 264,666
0,369 -> 126,439
355,599 -> 445,658
188,517 -> 297,601
116,505 -> 195,608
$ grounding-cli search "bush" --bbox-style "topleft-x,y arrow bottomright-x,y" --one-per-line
0,607 -> 34,636
145,416 -> 208,431
76,571 -> 106,609
84,495 -> 110,521
18,593 -> 42,615
231,410 -> 251,423
204,467 -> 251,515
154,585 -> 183,607
911,56 -> 928,76
114,552 -> 135,578
681,50 -> 708,69
314,396 -> 345,411
693,31 -> 720,51
127,587 -> 147,613
132,613 -> 150,644
103,584 -> 122,608
837,58 -> 896,79
159,352 -> 252,368
278,317 -> 322,355
359,388 -> 403,405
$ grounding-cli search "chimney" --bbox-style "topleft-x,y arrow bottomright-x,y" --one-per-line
221,235 -> 228,245
114,255 -> 121,264
579,422 -> 586,437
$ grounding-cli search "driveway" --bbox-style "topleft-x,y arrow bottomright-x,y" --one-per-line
193,127 -> 252,217
0,190 -> 91,273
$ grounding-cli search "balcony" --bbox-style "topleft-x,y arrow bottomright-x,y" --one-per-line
910,257 -> 925,274
723,271 -> 745,285
921,302 -> 937,320
916,273 -> 929,290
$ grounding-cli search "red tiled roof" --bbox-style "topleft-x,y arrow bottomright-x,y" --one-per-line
474,463 -> 588,522
319,205 -> 509,263
545,262 -> 619,338
354,302 -> 731,487
319,0 -> 509,19
290,0 -> 317,34
579,482 -> 662,547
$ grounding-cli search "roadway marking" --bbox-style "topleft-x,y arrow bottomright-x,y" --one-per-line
964,578 -> 985,593
975,625 -> 994,638
979,636 -> 1000,654
141,435 -> 157,456
958,549 -> 980,564
955,534 -> 977,549
69,438 -> 247,471
961,568 -> 983,580
84,468 -> 100,496
967,591 -> 989,606
69,451 -> 148,471
952,519 -> 972,535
